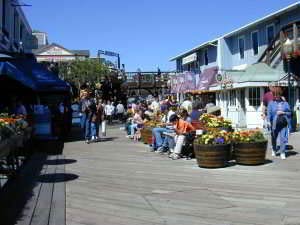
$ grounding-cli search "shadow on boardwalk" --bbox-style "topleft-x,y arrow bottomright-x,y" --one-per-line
0,140 -> 79,225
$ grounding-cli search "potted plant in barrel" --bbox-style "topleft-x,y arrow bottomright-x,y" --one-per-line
200,114 -> 233,131
193,129 -> 232,168
232,129 -> 268,165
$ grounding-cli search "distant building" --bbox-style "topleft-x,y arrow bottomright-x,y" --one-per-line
0,0 -> 37,53
33,43 -> 90,62
32,31 -> 48,47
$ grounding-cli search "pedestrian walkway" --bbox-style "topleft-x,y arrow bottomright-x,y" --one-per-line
65,127 -> 300,225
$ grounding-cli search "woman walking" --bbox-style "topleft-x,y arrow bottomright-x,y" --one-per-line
267,92 -> 291,159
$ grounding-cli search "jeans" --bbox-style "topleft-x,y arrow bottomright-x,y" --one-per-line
130,123 -> 138,135
84,117 -> 91,140
271,127 -> 288,153
162,136 -> 175,149
91,122 -> 99,137
152,127 -> 168,148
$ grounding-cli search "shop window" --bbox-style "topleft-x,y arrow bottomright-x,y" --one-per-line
266,24 -> 275,45
229,90 -> 236,106
204,49 -> 208,65
238,37 -> 245,59
249,87 -> 261,106
251,31 -> 259,55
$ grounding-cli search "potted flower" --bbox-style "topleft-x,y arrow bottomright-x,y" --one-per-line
232,129 -> 267,165
193,129 -> 232,168
200,114 -> 233,131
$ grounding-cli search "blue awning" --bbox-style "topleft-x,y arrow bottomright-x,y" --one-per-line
10,58 -> 70,92
0,61 -> 37,90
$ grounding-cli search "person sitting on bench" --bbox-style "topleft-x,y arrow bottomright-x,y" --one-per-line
168,114 -> 195,160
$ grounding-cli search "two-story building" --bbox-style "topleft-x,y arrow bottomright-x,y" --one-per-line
0,0 -> 37,53
170,2 -> 300,128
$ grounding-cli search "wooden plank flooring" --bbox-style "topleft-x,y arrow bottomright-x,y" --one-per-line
65,127 -> 300,225
0,154 -> 66,225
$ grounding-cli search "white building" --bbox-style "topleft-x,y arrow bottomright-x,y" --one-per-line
33,43 -> 90,62
32,31 -> 48,48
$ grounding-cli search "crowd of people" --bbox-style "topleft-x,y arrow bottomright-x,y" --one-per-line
79,90 -> 125,143
124,96 -> 221,160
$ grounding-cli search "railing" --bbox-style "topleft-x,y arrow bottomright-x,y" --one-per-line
259,21 -> 300,65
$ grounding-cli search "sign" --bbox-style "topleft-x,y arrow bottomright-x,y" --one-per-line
105,51 -> 119,57
182,53 -> 197,65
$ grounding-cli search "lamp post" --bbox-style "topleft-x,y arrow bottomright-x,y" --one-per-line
283,38 -> 294,109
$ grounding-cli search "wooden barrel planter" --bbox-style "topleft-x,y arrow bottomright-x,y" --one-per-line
193,143 -> 231,168
234,141 -> 268,165
140,127 -> 153,145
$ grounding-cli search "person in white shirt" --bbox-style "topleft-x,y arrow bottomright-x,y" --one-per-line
150,97 -> 160,113
104,100 -> 114,124
116,101 -> 125,122
181,97 -> 192,113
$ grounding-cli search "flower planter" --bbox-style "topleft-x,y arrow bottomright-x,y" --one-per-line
234,141 -> 268,165
140,127 -> 153,145
193,143 -> 231,168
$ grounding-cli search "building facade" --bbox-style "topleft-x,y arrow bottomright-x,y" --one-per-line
171,2 -> 300,128
32,31 -> 48,48
33,43 -> 90,62
0,0 -> 37,53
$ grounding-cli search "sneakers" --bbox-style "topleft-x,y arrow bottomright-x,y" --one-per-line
170,153 -> 181,160
272,150 -> 276,157
280,152 -> 286,160
156,146 -> 165,153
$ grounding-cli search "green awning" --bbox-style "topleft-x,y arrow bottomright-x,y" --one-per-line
227,63 -> 285,83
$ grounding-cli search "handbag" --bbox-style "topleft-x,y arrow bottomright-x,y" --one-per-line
276,114 -> 288,130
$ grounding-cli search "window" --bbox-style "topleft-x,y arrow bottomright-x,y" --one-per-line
266,24 -> 275,44
229,90 -> 236,106
249,87 -> 261,107
204,49 -> 208,65
14,10 -> 19,40
20,24 -> 23,40
251,31 -> 259,55
2,0 -> 7,34
238,37 -> 245,59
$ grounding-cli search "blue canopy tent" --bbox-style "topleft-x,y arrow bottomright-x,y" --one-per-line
0,61 -> 37,90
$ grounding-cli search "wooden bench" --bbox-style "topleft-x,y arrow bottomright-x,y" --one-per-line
0,154 -> 66,225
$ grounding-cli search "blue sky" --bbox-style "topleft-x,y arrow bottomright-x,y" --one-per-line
23,0 -> 299,72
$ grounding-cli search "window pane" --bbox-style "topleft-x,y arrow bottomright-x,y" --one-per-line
267,26 -> 274,44
239,38 -> 245,59
204,49 -> 208,65
252,32 -> 259,55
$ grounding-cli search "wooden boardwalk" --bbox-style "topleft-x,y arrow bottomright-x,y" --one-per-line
65,127 -> 300,225
0,154 -> 67,225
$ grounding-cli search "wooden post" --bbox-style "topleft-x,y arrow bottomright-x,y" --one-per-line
293,23 -> 298,52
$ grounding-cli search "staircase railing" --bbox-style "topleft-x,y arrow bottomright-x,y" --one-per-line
258,21 -> 300,65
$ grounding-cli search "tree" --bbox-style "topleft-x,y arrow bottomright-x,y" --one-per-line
57,59 -> 110,89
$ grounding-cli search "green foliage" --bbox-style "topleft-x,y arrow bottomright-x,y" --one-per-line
57,59 -> 110,87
